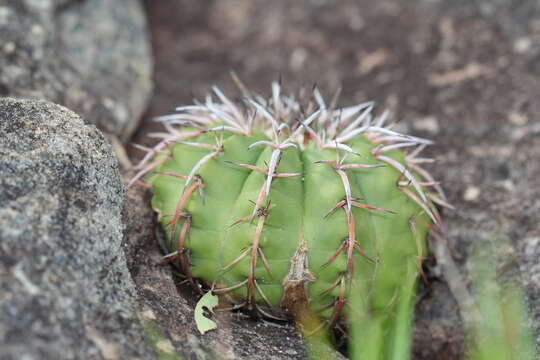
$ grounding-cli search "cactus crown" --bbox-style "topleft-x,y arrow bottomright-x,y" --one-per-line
130,78 -> 447,329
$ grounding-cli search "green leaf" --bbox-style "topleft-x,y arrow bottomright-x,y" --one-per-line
194,291 -> 219,334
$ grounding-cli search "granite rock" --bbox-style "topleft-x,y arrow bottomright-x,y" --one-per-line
0,98 -> 156,360
0,0 -> 153,141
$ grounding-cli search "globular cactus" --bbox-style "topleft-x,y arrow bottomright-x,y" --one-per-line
130,79 -> 447,348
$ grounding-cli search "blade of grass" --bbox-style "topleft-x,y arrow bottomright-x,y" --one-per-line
467,250 -> 536,360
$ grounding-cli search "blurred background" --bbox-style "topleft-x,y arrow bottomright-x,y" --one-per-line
140,0 -> 539,136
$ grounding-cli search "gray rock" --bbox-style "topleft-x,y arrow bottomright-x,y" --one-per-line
0,98 -> 156,360
0,0 -> 153,141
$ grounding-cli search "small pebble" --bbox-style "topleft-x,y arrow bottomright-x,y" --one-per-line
508,111 -> 528,126
156,339 -> 175,353
514,37 -> 532,54
463,186 -> 480,201
413,116 -> 440,134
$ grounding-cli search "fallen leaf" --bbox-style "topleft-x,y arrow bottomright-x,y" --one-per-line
194,291 -> 219,334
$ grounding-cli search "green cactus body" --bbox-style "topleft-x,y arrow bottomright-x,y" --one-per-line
132,82 -> 444,353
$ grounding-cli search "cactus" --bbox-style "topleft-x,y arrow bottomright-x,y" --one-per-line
130,79 -> 447,338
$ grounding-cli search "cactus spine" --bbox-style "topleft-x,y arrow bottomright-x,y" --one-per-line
130,80 -> 447,335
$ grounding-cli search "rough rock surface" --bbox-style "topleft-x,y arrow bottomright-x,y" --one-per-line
0,98 -> 156,360
136,0 -> 540,358
0,0 -> 153,141
124,185 -> 346,360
